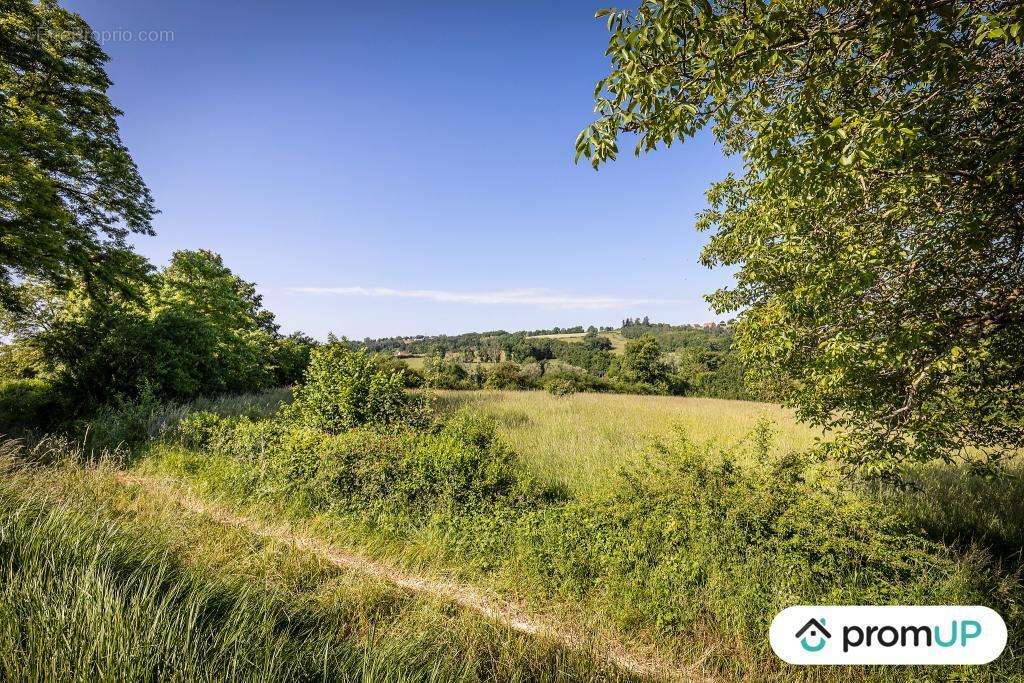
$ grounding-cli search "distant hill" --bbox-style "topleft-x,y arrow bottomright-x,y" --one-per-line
350,320 -> 752,400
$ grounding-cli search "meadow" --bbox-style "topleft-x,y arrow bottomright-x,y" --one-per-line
1,380 -> 1022,681
528,331 -> 628,354
5,1 -> 1021,680
432,390 -> 820,495
0,443 -> 621,682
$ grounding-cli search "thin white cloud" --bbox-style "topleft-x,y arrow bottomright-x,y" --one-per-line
288,286 -> 690,310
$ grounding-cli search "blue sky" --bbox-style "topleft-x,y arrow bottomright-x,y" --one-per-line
64,0 -> 740,340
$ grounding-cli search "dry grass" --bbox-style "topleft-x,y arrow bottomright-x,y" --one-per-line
431,390 -> 821,496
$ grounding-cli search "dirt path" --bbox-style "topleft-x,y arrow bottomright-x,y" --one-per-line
116,473 -> 704,682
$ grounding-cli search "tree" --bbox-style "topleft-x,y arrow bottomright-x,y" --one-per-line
0,0 -> 156,312
612,335 -> 671,388
152,250 -> 277,336
151,250 -> 278,393
578,0 -> 1024,473
271,331 -> 317,386
4,251 -> 283,411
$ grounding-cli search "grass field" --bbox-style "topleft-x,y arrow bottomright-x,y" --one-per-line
0,452 -> 622,682
528,331 -> 628,354
5,388 -> 1022,681
432,390 -> 820,495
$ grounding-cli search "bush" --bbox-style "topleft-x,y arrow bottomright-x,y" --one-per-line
374,355 -> 424,388
422,355 -> 474,390
290,345 -> 423,433
172,410 -> 228,450
0,379 -> 69,435
483,363 -> 537,390
159,404 -> 1022,669
269,332 -> 316,386
544,377 -> 577,396
170,407 -> 553,515
541,370 -> 610,395
509,434 -> 1014,642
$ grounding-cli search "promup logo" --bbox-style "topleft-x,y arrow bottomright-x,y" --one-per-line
795,618 -> 831,652
770,606 -> 1006,665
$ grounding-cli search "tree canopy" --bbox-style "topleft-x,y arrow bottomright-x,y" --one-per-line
2,251 -> 293,410
0,0 -> 156,311
578,0 -> 1024,473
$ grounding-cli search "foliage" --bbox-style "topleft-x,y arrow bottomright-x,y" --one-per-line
0,379 -> 67,435
148,250 -> 278,393
0,339 -> 46,380
508,436 -> 1016,645
542,369 -> 612,396
429,388 -> 823,496
483,362 -> 538,390
35,301 -> 220,409
0,460 -> 604,682
155,399 -> 1022,676
374,355 -> 425,388
290,344 -> 422,433
356,323 -> 753,399
269,331 -> 317,386
423,353 -> 474,390
171,407 -> 553,515
86,384 -> 166,452
1,252 -> 305,430
608,335 -> 671,390
672,347 -> 751,401
578,0 -> 1024,471
0,0 -> 156,312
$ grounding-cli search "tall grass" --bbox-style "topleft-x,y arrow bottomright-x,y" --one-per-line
0,456 -> 630,682
11,387 -> 1022,682
139,405 -> 1023,681
432,390 -> 821,495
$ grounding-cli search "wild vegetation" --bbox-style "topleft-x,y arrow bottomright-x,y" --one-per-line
3,365 -> 1020,680
577,0 -> 1024,476
1,0 -> 1022,680
0,444 -> 619,682
433,390 -> 820,495
354,321 -> 752,400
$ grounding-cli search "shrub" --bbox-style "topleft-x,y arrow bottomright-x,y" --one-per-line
0,379 -> 69,435
423,355 -> 474,390
544,377 -> 577,396
269,332 -> 316,386
511,435 -> 1014,642
158,405 -> 1022,668
541,370 -> 610,395
172,410 -> 227,450
86,392 -> 156,452
85,385 -> 191,453
290,345 -> 423,433
483,363 -> 536,390
374,355 -> 424,388
171,407 -> 552,515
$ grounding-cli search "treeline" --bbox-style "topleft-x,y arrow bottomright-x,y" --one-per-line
0,250 -> 758,438
357,322 -> 756,400
0,250 -> 317,434
360,329 -> 615,373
